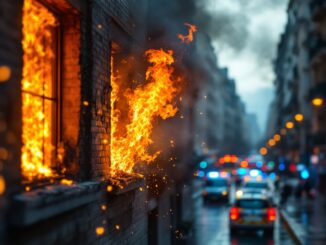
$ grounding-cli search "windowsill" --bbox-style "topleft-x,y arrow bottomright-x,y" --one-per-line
10,176 -> 145,227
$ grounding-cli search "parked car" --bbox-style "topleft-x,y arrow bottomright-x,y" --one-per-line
229,192 -> 276,236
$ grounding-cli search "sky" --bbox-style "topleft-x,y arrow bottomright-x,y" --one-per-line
202,0 -> 288,133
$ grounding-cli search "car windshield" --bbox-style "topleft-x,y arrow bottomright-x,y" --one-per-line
236,199 -> 268,209
206,179 -> 228,187
244,182 -> 268,189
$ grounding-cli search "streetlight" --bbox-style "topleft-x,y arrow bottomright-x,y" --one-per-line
268,139 -> 276,146
286,121 -> 294,129
294,113 -> 304,122
260,147 -> 268,156
312,97 -> 324,107
274,134 -> 281,141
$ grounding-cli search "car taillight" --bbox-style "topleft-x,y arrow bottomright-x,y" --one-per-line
230,207 -> 239,220
267,207 -> 276,222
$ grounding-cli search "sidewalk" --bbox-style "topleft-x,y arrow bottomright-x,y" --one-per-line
283,193 -> 326,245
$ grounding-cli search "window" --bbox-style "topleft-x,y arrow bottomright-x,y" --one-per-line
21,0 -> 60,179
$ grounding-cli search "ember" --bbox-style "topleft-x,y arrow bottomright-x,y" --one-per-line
21,0 -> 58,179
178,23 -> 197,44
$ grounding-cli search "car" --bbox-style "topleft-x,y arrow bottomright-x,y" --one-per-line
238,180 -> 274,200
202,177 -> 230,203
229,193 -> 276,236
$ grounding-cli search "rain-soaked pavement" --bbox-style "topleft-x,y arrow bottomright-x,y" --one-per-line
192,201 -> 294,245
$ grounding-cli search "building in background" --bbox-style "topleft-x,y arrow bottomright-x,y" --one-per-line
265,0 -> 326,195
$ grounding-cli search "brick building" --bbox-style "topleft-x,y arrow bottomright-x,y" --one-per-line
0,0 -> 200,244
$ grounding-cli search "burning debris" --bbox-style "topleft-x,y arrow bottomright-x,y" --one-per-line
178,23 -> 197,44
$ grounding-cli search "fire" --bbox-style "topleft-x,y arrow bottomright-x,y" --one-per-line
178,23 -> 197,44
21,0 -> 57,179
110,49 -> 180,174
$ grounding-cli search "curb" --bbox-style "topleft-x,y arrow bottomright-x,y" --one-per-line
280,210 -> 306,245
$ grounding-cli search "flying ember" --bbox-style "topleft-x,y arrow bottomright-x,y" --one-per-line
178,23 -> 197,44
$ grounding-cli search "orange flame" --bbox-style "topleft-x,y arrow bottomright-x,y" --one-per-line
178,23 -> 197,44
110,49 -> 180,174
21,0 -> 57,179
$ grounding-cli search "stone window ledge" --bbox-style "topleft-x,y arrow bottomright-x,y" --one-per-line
11,181 -> 102,227
10,176 -> 145,227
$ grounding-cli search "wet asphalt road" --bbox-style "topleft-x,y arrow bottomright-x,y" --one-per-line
192,200 -> 295,245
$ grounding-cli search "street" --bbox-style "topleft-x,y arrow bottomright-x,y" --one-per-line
193,201 -> 294,245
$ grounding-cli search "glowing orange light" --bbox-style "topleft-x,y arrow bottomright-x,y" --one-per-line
107,185 -> 113,192
60,179 -> 74,186
110,49 -> 181,175
312,98 -> 324,107
21,0 -> 57,179
294,113 -> 304,122
224,155 -> 231,163
268,139 -> 276,146
274,134 -> 281,141
240,161 -> 248,168
286,121 -> 294,129
259,147 -> 268,156
0,66 -> 11,82
115,225 -> 120,230
0,176 -> 5,195
178,23 -> 197,44
96,226 -> 105,236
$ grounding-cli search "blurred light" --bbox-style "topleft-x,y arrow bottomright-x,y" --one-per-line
256,161 -> 263,168
260,147 -> 268,156
0,66 -> 11,82
267,161 -> 275,170
220,172 -> 228,178
237,168 -> 247,175
199,161 -> 207,169
269,172 -> 276,180
231,155 -> 238,163
268,139 -> 276,146
236,190 -> 243,198
207,171 -> 219,179
280,128 -> 287,135
294,113 -> 304,122
274,134 -> 281,141
296,164 -> 305,172
311,155 -> 319,165
240,160 -> 248,168
244,176 -> 250,182
249,169 -> 260,177
312,97 -> 324,107
256,176 -> 263,181
224,155 -> 231,162
286,121 -> 294,129
222,190 -> 228,196
198,170 -> 205,178
289,163 -> 296,172
279,163 -> 285,171
301,169 -> 310,179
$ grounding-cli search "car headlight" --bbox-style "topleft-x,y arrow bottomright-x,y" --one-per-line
236,190 -> 243,198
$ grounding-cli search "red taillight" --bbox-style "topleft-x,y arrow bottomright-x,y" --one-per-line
267,207 -> 276,222
230,207 -> 239,220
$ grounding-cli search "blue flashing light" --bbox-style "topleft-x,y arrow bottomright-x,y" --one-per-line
199,161 -> 208,169
237,168 -> 247,176
279,163 -> 285,171
207,171 -> 219,179
249,169 -> 260,177
297,164 -> 305,172
301,169 -> 310,179
198,170 -> 205,178
269,172 -> 276,180
256,161 -> 263,168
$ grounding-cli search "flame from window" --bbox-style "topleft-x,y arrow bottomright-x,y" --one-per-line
110,49 -> 180,174
178,23 -> 197,44
21,0 -> 57,179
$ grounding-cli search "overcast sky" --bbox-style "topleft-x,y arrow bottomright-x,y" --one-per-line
202,0 -> 288,133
